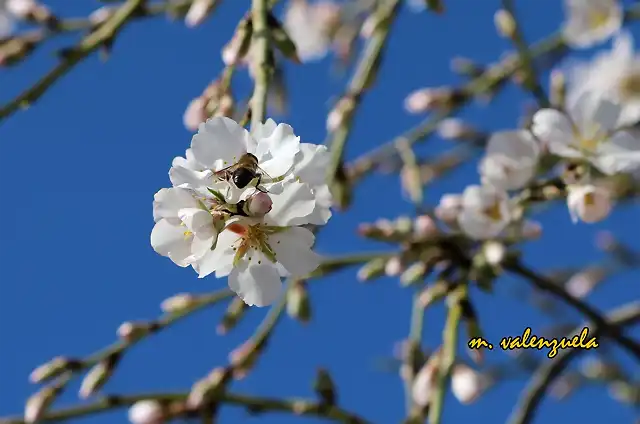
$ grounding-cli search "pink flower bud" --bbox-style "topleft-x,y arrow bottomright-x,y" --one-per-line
247,192 -> 273,216
89,6 -> 114,26
521,220 -> 542,240
128,400 -> 164,424
413,214 -> 437,239
404,87 -> 451,114
384,256 -> 403,276
451,364 -> 484,404
435,193 -> 462,222
185,0 -> 212,28
183,97 -> 207,131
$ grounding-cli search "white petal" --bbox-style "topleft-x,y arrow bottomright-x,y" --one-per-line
228,262 -> 283,307
293,144 -> 330,186
169,166 -> 214,188
257,123 -> 301,178
191,117 -> 255,170
480,155 -> 536,191
566,184 -> 612,223
178,208 -> 216,237
531,109 -> 582,159
264,181 -> 316,226
153,187 -> 199,221
150,219 -> 193,266
590,97 -> 622,133
195,229 -> 239,278
592,130 -> 640,174
271,230 -> 322,277
457,210 -> 507,240
486,130 -> 540,163
251,119 -> 278,148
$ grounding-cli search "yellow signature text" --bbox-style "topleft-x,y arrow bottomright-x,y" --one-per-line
467,327 -> 599,358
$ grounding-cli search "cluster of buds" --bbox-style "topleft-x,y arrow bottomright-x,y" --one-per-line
183,80 -> 234,131
404,87 -> 464,114
358,215 -> 438,244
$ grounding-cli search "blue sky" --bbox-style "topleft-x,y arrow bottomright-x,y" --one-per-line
1,1 -> 639,423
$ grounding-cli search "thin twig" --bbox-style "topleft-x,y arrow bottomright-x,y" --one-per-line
507,302 -> 640,424
249,0 -> 271,130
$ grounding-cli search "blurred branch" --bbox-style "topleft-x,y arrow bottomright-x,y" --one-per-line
507,301 -> 640,424
0,390 -> 372,424
505,260 -> 640,360
249,0 -> 271,130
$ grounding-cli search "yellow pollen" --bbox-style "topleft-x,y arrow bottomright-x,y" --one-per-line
619,73 -> 640,100
184,230 -> 193,239
483,201 -> 503,221
584,192 -> 596,206
587,9 -> 610,30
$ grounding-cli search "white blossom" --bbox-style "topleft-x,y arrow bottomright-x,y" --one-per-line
565,32 -> 640,127
561,0 -> 622,49
193,182 -> 322,306
566,184 -> 613,223
479,130 -> 540,191
284,0 -> 340,63
451,364 -> 484,404
457,185 -> 511,240
532,91 -> 640,176
150,186 -> 225,267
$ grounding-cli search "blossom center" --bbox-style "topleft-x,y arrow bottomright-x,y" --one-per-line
618,72 -> 640,101
227,223 -> 277,265
583,191 -> 596,206
587,9 -> 610,30
576,123 -> 606,154
482,201 -> 503,221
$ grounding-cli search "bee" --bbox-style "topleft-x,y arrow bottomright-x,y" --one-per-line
214,153 -> 270,192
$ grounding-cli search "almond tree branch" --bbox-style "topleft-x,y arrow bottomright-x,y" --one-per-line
507,302 -> 640,424
0,391 -> 373,424
505,260 -> 640,360
249,0 -> 271,130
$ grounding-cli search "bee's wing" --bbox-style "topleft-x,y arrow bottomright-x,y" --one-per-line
255,165 -> 275,182
214,162 -> 241,178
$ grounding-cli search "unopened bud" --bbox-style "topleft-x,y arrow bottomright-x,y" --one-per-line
222,18 -> 253,66
128,400 -> 164,424
482,241 -> 505,266
565,266 -> 606,298
0,34 -> 41,67
404,87 -> 452,114
435,193 -> 462,222
357,257 -> 386,282
419,279 -> 449,307
413,215 -> 437,239
521,220 -> 542,240
217,296 -> 248,335
451,364 -> 484,404
246,192 -> 273,216
411,354 -> 440,407
79,355 -> 119,399
579,356 -> 606,379
30,356 -> 78,384
286,281 -> 312,323
268,12 -> 301,63
437,118 -> 478,141
549,69 -> 566,108
187,367 -> 230,408
161,293 -> 197,313
384,256 -> 404,277
326,96 -> 355,132
25,386 -> 57,424
117,321 -> 150,341
213,93 -> 234,118
608,381 -> 637,404
183,97 -> 208,131
494,9 -> 516,39
360,14 -> 379,39
185,0 -> 218,28
88,6 -> 114,26
313,368 -> 337,405
400,262 -> 427,286
229,341 -> 261,379
451,56 -> 485,78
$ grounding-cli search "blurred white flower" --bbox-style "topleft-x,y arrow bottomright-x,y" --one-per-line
451,364 -> 484,404
150,187 -> 225,267
457,185 -> 511,240
128,400 -> 164,424
193,184 -> 322,306
532,91 -> 640,175
479,130 -> 540,190
435,193 -> 463,222
565,32 -> 640,127
483,241 -> 506,266
562,0 -> 622,49
284,0 -> 340,63
566,184 -> 613,223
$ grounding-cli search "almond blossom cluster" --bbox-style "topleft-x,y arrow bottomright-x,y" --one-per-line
151,117 -> 332,307
426,0 -> 640,242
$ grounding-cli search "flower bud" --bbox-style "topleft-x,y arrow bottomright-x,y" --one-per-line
567,184 -> 613,224
89,6 -> 114,27
222,18 -> 252,66
213,93 -> 234,118
246,192 -> 273,216
451,364 -> 484,404
360,14 -> 379,39
521,219 -> 542,240
286,281 -> 312,323
117,321 -> 149,342
413,215 -> 438,239
25,386 -> 57,424
608,381 -> 637,404
404,87 -> 452,114
187,367 -> 230,408
437,118 -> 478,141
313,368 -> 337,405
565,266 -> 606,298
229,341 -> 262,379
128,400 -> 164,424
326,96 -> 355,132
482,241 -> 505,266
183,97 -> 208,131
30,356 -> 77,384
217,296 -> 248,335
549,69 -> 566,108
418,279 -> 449,307
357,257 -> 386,282
384,256 -> 404,277
161,293 -> 197,313
494,9 -> 516,39
400,262 -> 427,286
411,354 -> 439,407
435,193 -> 462,222
185,0 -> 218,28
79,355 -> 119,399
